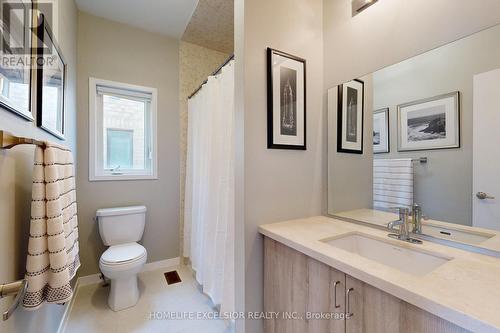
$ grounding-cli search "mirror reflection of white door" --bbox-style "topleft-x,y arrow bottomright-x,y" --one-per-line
473,68 -> 500,230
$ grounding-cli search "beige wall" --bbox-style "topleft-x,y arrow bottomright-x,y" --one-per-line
234,0 -> 500,332
236,0 -> 325,332
179,41 -> 229,256
325,0 -> 500,216
76,12 -> 180,276
0,0 -> 78,332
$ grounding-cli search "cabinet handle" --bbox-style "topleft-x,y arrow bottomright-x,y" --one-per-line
333,281 -> 341,308
346,287 -> 354,319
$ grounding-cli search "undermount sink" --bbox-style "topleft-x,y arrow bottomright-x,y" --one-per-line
321,232 -> 452,276
421,224 -> 495,245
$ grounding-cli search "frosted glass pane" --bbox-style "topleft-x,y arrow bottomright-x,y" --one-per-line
107,129 -> 133,169
102,94 -> 146,170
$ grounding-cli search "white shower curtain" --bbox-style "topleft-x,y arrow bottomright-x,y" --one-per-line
184,60 -> 235,316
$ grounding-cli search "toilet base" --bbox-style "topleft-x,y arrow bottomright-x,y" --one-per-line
108,275 -> 140,311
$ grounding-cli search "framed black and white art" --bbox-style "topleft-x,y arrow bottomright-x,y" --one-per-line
337,79 -> 364,154
373,108 -> 390,154
36,13 -> 66,139
267,48 -> 306,150
397,92 -> 460,152
0,0 -> 34,121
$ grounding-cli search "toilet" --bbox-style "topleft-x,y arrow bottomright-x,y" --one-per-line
96,206 -> 148,311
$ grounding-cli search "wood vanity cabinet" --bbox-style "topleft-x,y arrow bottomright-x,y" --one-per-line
263,237 -> 470,333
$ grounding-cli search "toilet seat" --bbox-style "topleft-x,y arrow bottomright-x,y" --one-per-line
100,242 -> 146,266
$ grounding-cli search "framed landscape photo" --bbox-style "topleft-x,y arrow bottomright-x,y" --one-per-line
267,47 -> 306,150
397,92 -> 460,152
0,0 -> 34,121
337,79 -> 364,154
373,108 -> 389,154
36,13 -> 66,139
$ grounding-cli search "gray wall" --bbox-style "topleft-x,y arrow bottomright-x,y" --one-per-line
325,0 -> 500,218
235,0 -> 325,332
372,24 -> 500,226
0,0 -> 78,332
76,12 -> 180,276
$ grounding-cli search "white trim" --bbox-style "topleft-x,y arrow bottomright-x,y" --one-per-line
56,301 -> 71,333
76,273 -> 103,287
143,257 -> 180,272
57,277 -> 85,333
88,77 -> 158,182
57,257 -> 180,333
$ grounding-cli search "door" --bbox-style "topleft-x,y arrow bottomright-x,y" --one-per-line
473,68 -> 500,230
344,275 -> 469,333
264,237 -> 346,333
345,275 -> 400,333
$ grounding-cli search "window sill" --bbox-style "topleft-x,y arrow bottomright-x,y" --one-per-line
89,174 -> 158,182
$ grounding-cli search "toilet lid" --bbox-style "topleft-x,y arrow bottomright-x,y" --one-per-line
101,243 -> 146,264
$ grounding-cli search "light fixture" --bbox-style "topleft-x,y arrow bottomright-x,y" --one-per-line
352,0 -> 378,16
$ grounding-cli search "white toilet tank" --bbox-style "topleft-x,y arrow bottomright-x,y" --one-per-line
96,206 -> 147,246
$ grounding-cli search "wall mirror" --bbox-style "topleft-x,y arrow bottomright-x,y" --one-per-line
327,23 -> 500,251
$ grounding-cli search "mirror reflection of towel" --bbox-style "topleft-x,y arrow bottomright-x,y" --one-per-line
373,158 -> 413,211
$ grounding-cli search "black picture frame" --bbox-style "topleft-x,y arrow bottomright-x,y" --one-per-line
267,47 -> 306,150
36,13 -> 66,140
373,107 -> 390,154
0,0 -> 34,121
337,79 -> 364,154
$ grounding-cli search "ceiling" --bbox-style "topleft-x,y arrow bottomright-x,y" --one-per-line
75,0 -> 199,38
181,0 -> 234,54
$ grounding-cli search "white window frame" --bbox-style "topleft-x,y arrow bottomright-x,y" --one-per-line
89,77 -> 158,181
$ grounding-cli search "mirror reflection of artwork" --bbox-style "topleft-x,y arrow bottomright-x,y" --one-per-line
398,92 -> 459,151
267,48 -> 306,150
0,0 -> 33,120
36,14 -> 66,139
407,106 -> 446,142
280,67 -> 297,136
373,108 -> 389,153
346,87 -> 358,142
337,79 -> 364,154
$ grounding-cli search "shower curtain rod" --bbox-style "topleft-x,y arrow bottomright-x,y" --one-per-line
188,54 -> 235,100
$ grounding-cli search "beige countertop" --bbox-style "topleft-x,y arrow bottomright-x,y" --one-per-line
334,208 -> 500,252
259,216 -> 500,333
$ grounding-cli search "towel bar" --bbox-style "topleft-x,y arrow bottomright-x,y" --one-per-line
0,130 -> 45,149
412,157 -> 427,164
0,279 -> 28,321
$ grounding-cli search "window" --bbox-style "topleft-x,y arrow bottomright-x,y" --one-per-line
89,78 -> 157,181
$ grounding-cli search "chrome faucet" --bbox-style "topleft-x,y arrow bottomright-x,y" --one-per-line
387,207 -> 422,244
411,203 -> 423,234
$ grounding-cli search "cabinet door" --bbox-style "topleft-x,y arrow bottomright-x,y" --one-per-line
345,275 -> 470,333
307,259 -> 346,333
345,275 -> 401,333
264,237 -> 346,333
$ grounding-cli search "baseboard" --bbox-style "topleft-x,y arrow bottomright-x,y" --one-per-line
76,273 -> 102,287
57,277 -> 83,333
56,256 -> 179,333
143,257 -> 180,272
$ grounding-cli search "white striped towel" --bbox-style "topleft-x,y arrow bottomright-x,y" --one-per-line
373,158 -> 413,211
23,143 -> 80,309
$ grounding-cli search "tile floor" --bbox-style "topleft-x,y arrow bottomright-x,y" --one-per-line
63,265 -> 230,333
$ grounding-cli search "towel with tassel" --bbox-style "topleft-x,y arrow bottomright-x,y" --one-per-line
23,143 -> 80,309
